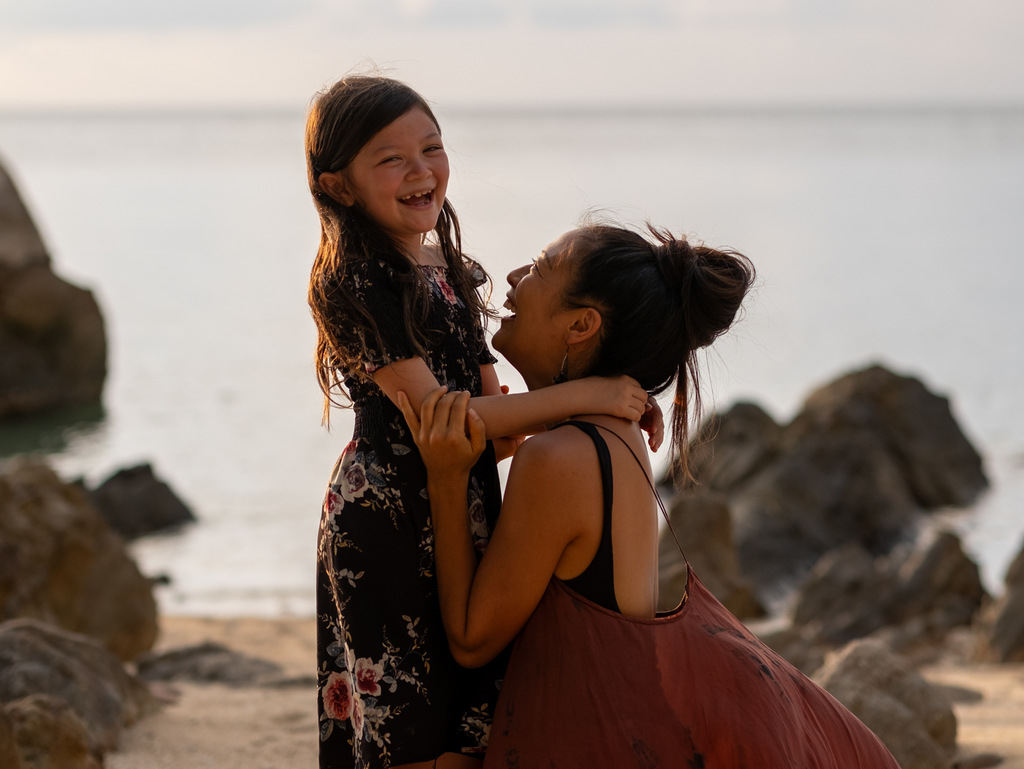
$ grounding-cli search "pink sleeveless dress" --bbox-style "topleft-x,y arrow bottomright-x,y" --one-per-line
484,421 -> 899,768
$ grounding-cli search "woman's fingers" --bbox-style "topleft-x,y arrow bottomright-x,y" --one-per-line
396,391 -> 420,434
431,390 -> 458,440
467,408 -> 486,454
417,386 -> 448,436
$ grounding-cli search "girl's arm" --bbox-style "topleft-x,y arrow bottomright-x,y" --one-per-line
374,356 -> 647,440
398,389 -> 591,667
480,365 -> 525,461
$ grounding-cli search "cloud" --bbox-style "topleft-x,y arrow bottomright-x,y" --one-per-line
0,0 -> 317,31
0,0 -> 1021,109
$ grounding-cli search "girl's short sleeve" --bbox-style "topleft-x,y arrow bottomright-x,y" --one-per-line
336,258 -> 416,373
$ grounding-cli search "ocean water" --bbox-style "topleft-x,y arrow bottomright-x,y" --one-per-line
1,106 -> 1022,617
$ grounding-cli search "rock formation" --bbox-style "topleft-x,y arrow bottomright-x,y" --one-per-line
667,365 -> 988,593
0,158 -> 106,418
84,463 -> 197,540
0,618 -> 155,768
657,490 -> 764,618
975,534 -> 1024,663
814,639 -> 957,769
0,459 -> 158,661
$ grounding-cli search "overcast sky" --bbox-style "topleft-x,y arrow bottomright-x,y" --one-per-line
1,0 -> 1022,110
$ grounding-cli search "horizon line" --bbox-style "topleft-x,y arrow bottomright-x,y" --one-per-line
2,99 -> 1024,120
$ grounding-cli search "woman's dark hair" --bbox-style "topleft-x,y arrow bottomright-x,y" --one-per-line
560,223 -> 755,485
305,74 -> 492,423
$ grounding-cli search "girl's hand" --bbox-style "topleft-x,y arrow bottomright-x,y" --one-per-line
398,388 -> 486,478
580,375 -> 649,422
639,398 -> 666,452
493,434 -> 526,462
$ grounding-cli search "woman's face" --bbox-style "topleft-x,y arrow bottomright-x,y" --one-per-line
492,231 -> 579,389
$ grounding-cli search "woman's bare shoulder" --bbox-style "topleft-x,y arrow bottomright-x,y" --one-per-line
509,424 -> 600,479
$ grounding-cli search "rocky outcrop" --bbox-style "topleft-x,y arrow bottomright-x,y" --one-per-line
0,704 -> 25,769
793,530 -> 987,647
85,463 -> 196,540
0,459 -> 158,660
672,365 -> 988,592
658,491 -> 764,618
0,159 -> 106,418
0,619 -> 155,767
5,694 -> 100,769
136,641 -> 287,687
975,534 -> 1024,663
813,639 -> 957,769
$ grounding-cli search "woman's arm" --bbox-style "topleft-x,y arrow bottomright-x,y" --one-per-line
399,389 -> 593,668
374,356 -> 647,440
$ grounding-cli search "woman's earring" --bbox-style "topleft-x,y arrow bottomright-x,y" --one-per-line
551,350 -> 569,385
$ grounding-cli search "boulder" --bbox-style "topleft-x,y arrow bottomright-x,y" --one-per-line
658,491 -> 764,618
975,534 -> 1024,662
0,460 -> 158,660
5,695 -> 100,769
793,365 -> 987,508
813,639 -> 957,769
0,159 -> 106,418
678,401 -> 782,491
86,463 -> 196,539
136,641 -> 284,687
791,531 -> 986,650
0,159 -> 47,271
791,543 -> 897,644
0,619 -> 155,758
0,704 -> 25,769
675,365 -> 988,592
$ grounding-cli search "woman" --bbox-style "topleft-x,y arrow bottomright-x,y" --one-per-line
399,222 -> 901,767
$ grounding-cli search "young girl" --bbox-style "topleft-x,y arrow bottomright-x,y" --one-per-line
401,224 -> 901,767
305,76 -> 655,769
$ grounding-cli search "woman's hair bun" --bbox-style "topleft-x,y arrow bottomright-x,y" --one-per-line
650,225 -> 754,350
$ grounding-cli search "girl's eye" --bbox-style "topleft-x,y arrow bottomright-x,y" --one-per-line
425,145 -> 444,153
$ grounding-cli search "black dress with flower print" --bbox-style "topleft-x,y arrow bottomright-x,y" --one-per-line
317,257 -> 505,768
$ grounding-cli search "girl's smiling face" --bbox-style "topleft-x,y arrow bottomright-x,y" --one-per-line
323,107 -> 449,258
493,231 -> 581,389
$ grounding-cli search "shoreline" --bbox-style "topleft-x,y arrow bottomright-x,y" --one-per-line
103,615 -> 1024,769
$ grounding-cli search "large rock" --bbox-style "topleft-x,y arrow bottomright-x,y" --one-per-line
0,159 -> 106,417
792,530 -> 987,650
0,460 -> 158,660
678,365 -> 988,591
0,159 -> 47,271
658,491 -> 764,618
136,641 -> 284,687
0,704 -> 25,769
813,639 -> 957,769
86,463 -> 196,540
5,695 -> 100,769
975,534 -> 1024,662
0,619 -> 155,760
792,365 -> 988,508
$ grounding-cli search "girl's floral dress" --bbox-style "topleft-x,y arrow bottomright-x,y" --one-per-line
317,257 -> 505,768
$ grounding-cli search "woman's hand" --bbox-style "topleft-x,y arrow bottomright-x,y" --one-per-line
398,387 -> 486,479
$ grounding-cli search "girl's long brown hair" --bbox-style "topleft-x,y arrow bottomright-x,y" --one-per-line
305,75 -> 492,424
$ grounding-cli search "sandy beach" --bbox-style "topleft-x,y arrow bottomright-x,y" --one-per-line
103,615 -> 1024,769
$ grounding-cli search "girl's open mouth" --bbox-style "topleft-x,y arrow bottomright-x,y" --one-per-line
399,191 -> 433,206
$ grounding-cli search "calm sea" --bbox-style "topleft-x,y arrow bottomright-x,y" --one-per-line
1,106 -> 1022,616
